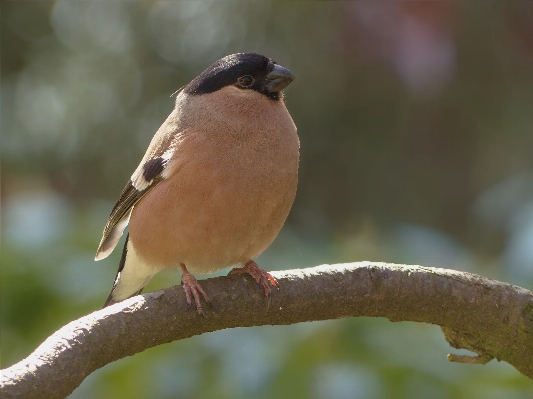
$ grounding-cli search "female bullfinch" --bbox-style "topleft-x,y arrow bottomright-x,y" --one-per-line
95,53 -> 299,313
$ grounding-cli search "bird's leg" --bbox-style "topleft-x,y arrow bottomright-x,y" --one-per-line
228,260 -> 280,298
180,264 -> 210,314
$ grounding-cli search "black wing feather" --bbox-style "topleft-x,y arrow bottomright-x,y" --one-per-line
95,177 -> 161,259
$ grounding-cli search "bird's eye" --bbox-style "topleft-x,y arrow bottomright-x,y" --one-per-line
238,75 -> 254,87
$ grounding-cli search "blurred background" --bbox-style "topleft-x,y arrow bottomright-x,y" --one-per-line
2,1 -> 533,398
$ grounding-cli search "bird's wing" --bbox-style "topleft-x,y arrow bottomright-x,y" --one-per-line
95,119 -> 186,261
94,179 -> 156,260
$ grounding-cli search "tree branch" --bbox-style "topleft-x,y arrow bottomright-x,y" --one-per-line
2,262 -> 533,398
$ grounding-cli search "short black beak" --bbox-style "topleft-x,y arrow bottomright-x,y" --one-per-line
265,64 -> 295,93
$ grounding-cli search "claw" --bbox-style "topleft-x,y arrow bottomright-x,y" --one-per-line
181,264 -> 210,315
229,260 -> 279,298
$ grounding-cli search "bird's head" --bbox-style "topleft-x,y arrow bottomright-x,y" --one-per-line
183,53 -> 295,101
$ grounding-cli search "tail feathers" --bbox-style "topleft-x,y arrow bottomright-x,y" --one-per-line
104,288 -> 144,308
102,234 -> 156,308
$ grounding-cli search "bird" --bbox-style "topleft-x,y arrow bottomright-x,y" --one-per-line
95,52 -> 299,313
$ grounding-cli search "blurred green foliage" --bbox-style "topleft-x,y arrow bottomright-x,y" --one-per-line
2,1 -> 533,398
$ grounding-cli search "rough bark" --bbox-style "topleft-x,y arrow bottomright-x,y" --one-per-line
2,262 -> 533,398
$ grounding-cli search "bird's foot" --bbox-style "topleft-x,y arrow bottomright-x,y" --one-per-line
229,260 -> 280,298
181,264 -> 210,315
